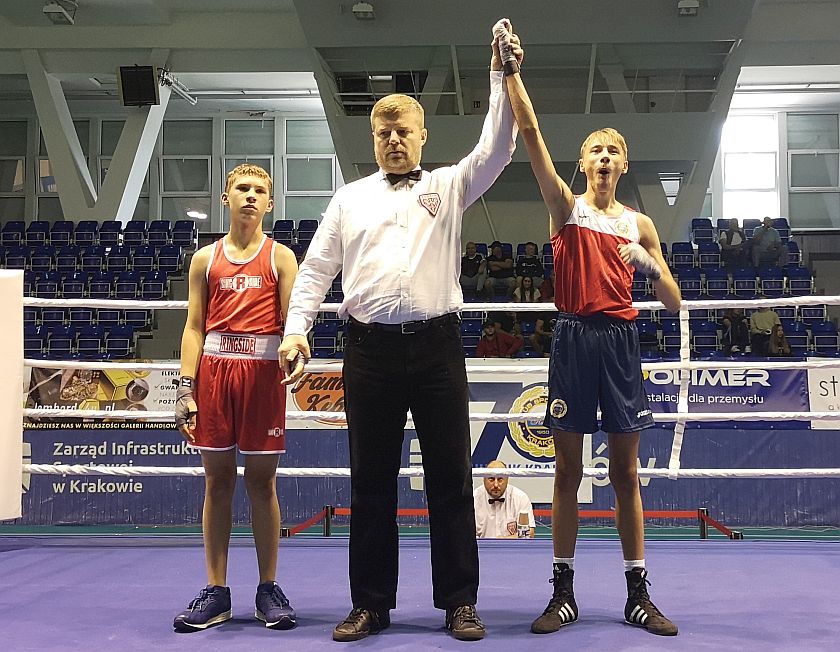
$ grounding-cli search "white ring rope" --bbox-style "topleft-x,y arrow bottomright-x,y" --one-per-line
20,293 -> 840,482
22,408 -> 840,422
20,465 -> 840,479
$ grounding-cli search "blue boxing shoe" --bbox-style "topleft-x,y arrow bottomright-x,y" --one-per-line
255,581 -> 297,630
173,585 -> 232,632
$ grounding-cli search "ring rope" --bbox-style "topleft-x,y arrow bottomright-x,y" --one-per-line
21,464 -> 840,479
22,408 -> 840,422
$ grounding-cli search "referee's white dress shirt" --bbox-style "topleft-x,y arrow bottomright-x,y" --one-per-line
473,484 -> 536,539
284,71 -> 517,335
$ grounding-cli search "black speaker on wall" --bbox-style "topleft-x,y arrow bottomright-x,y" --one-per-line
117,66 -> 160,107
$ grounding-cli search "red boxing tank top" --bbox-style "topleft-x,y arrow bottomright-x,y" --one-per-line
552,197 -> 640,321
204,234 -> 283,335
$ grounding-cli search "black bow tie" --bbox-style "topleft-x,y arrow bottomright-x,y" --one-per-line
488,497 -> 505,504
386,170 -> 422,185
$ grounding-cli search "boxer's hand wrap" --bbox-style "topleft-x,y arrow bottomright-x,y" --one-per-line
493,18 -> 519,75
622,243 -> 663,281
174,376 -> 197,429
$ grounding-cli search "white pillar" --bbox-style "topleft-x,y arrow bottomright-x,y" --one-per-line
0,270 -> 23,521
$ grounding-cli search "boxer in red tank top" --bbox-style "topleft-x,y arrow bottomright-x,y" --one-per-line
172,164 -> 299,633
500,24 -> 682,638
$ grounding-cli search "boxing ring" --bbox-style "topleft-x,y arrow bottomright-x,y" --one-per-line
2,269 -> 840,649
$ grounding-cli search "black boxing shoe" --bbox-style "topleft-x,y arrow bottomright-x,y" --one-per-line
531,563 -> 578,634
332,607 -> 390,642
624,568 -> 678,636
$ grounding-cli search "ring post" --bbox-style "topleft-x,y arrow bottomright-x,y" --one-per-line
0,270 -> 23,521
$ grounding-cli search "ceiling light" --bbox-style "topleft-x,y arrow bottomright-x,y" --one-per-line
352,2 -> 375,20
186,210 -> 207,220
158,68 -> 198,106
43,0 -> 78,25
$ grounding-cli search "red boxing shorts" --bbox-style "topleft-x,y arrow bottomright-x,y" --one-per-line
192,331 -> 287,454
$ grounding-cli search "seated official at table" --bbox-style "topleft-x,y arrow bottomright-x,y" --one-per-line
473,460 -> 535,539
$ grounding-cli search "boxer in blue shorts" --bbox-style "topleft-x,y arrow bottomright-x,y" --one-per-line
496,21 -> 682,637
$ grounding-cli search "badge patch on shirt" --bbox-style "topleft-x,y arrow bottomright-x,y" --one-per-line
506,521 -> 517,536
418,193 -> 441,217
614,218 -> 630,236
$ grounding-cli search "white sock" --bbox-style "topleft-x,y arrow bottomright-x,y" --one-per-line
553,557 -> 574,570
624,559 -> 645,572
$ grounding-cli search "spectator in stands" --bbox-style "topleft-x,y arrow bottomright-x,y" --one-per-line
530,313 -> 556,357
751,216 -> 785,268
460,241 -> 487,296
173,163 -> 299,633
483,240 -> 516,298
475,320 -> 523,358
489,309 -> 522,341
473,460 -> 535,539
718,218 -> 746,269
515,241 -> 544,287
720,307 -> 750,354
539,269 -> 555,303
749,298 -> 782,356
768,323 -> 791,357
512,275 -> 542,303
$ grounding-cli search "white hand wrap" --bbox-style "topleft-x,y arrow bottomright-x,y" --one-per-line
174,376 -> 197,428
624,243 -> 663,280
492,18 -> 519,75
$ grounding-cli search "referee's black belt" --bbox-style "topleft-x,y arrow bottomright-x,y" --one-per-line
349,312 -> 460,335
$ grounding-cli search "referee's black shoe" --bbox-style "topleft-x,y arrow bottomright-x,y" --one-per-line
445,605 -> 485,640
332,607 -> 390,642
531,563 -> 578,634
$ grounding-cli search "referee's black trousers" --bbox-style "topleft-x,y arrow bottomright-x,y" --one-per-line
342,318 -> 478,611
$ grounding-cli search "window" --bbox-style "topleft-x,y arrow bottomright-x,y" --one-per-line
787,113 -> 840,227
721,115 -> 779,219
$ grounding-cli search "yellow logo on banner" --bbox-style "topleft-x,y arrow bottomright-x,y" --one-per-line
508,385 -> 554,460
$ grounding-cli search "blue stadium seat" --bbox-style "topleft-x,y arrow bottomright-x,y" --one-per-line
742,218 -> 761,239
157,244 -> 183,274
96,307 -> 121,329
123,308 -> 151,330
290,243 -> 306,262
98,221 -> 122,247
24,325 -> 46,358
122,220 -> 148,247
73,220 -> 99,246
88,271 -> 114,300
76,325 -> 105,359
34,271 -> 60,298
55,245 -> 79,273
799,304 -> 827,327
786,321 -> 808,356
172,219 -> 198,249
4,245 -> 28,269
670,241 -> 695,268
786,240 -> 801,266
40,308 -> 66,329
272,219 -> 295,244
660,318 -> 681,351
476,243 -> 489,258
811,321 -> 839,356
104,325 -> 135,359
115,270 -> 141,299
1,221 -> 25,247
732,267 -> 757,297
677,267 -> 702,299
636,319 -> 659,353
80,246 -> 106,273
68,306 -> 95,328
697,242 -> 721,268
49,220 -> 74,247
631,272 -> 648,299
132,244 -> 156,272
141,270 -> 168,300
46,325 -> 74,359
29,245 -> 54,273
296,219 -> 319,243
25,221 -> 50,247
106,244 -> 131,273
691,320 -> 719,353
786,266 -> 813,295
24,305 -> 39,325
715,218 -> 729,237
146,220 -> 172,247
758,266 -> 785,297
772,218 -> 790,242
691,218 -> 714,243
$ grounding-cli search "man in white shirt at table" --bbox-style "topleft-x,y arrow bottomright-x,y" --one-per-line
474,460 -> 535,539
279,20 -> 523,644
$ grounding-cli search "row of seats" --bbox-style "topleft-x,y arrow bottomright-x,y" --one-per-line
24,324 -> 136,360
271,219 -> 320,246
690,217 -> 792,243
0,219 -> 197,249
667,240 -> 801,268
25,306 -> 152,331
633,265 -> 815,299
0,244 -> 184,275
23,270 -> 169,301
